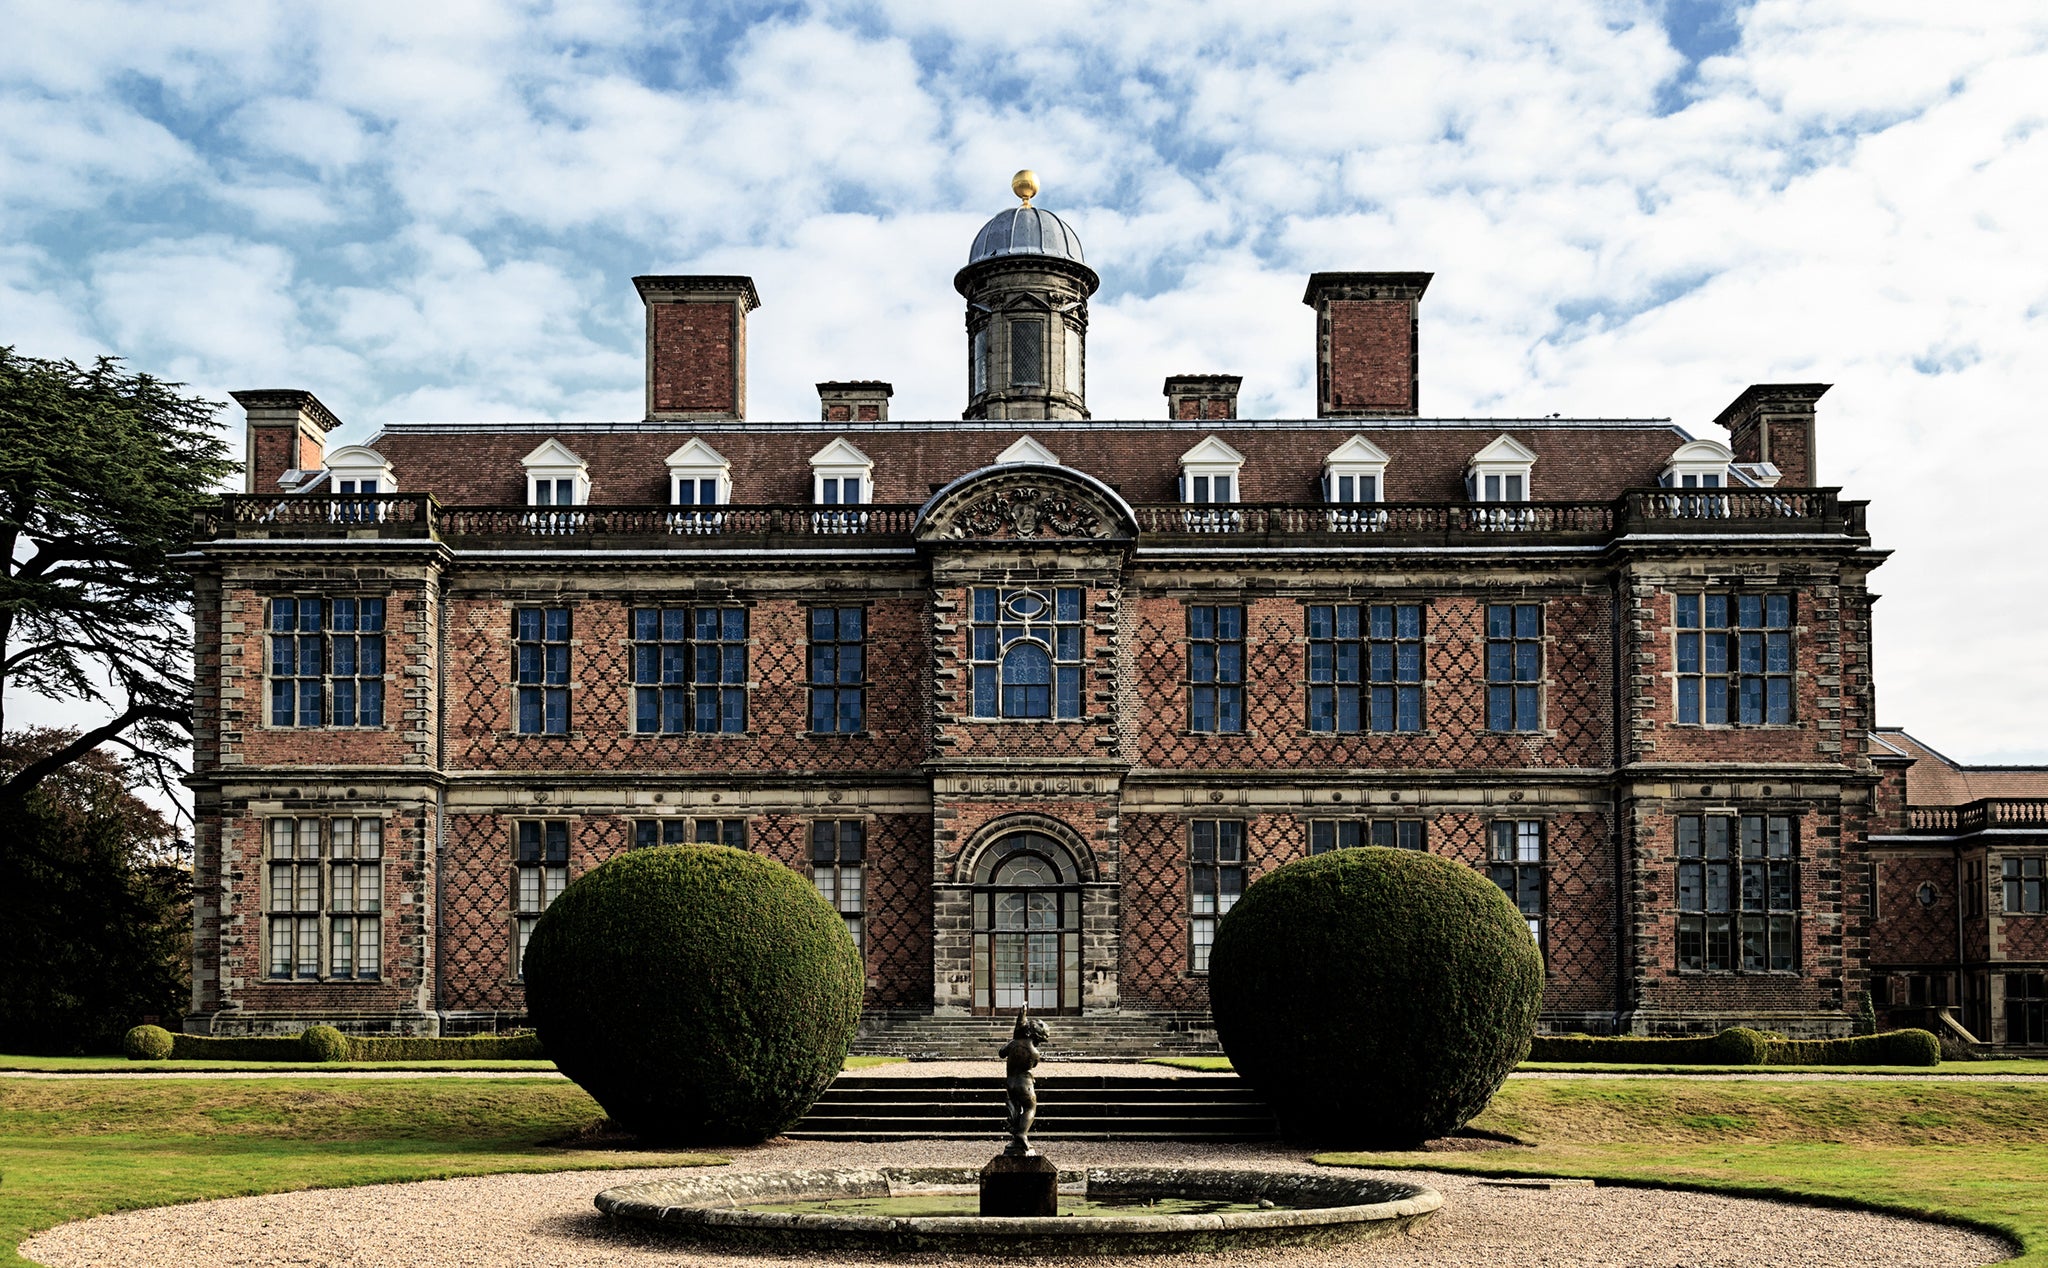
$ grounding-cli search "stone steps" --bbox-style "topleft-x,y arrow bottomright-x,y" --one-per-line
789,1074 -> 1276,1141
851,1011 -> 1222,1061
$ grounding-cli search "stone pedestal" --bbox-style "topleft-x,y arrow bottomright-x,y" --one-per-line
979,1151 -> 1058,1217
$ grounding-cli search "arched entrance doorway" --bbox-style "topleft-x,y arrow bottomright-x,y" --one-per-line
970,831 -> 1082,1014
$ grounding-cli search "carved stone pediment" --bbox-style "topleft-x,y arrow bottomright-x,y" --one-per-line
915,464 -> 1137,546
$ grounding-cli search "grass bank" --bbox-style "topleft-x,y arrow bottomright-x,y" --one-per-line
1322,1077 -> 2047,1263
1146,1055 -> 2048,1078
0,1076 -> 722,1267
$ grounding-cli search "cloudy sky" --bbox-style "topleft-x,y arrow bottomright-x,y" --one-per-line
5,0 -> 2047,764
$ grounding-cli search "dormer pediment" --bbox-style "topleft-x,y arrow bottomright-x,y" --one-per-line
1179,435 -> 1246,466
327,444 -> 391,470
1469,434 -> 1538,466
1668,439 -> 1734,465
1324,435 -> 1391,466
521,438 -> 586,471
664,438 -> 730,470
996,435 -> 1060,466
810,437 -> 873,469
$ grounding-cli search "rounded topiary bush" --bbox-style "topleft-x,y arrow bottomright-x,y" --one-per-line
1209,847 -> 1544,1147
1711,1026 -> 1772,1065
522,845 -> 863,1144
123,1024 -> 174,1061
300,1025 -> 351,1063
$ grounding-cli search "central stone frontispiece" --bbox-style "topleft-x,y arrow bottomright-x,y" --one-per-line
978,1006 -> 1059,1216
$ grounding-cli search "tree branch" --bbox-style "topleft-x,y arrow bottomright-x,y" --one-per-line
0,702 -> 189,807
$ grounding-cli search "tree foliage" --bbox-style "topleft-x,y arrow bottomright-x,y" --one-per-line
0,347 -> 237,811
0,729 -> 191,1054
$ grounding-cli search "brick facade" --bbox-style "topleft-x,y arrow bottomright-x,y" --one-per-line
185,203 -> 2036,1046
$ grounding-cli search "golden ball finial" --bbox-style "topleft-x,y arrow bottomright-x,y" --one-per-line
1012,169 -> 1039,206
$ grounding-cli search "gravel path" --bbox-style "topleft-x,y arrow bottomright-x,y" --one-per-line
21,1139 -> 2014,1268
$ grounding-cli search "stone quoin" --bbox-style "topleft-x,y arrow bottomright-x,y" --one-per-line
181,175 -> 2048,1050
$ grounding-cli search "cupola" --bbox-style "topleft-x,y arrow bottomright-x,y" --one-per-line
956,171 -> 1099,423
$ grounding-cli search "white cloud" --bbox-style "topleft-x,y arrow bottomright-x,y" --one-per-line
5,0 -> 2048,762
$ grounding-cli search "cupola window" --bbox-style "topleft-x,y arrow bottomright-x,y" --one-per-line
1010,320 -> 1044,387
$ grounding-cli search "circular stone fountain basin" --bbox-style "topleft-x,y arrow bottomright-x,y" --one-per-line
594,1165 -> 1440,1255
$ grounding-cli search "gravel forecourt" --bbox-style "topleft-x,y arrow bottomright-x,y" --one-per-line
22,1135 -> 2014,1268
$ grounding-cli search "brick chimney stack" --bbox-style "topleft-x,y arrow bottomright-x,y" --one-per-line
817,381 -> 892,422
1302,272 -> 1431,418
1164,375 -> 1241,420
1717,383 -> 1830,487
634,275 -> 761,420
232,389 -> 339,493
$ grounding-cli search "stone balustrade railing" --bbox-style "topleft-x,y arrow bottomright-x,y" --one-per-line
1905,799 -> 2048,833
196,487 -> 1862,548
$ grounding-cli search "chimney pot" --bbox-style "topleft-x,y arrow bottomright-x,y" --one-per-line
635,275 -> 761,421
1163,374 -> 1242,420
1302,271 -> 1431,418
817,380 -> 892,423
231,389 -> 339,493
1716,383 -> 1830,487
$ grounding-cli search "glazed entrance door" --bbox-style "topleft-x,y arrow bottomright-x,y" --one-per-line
972,845 -> 1081,1014
991,891 -> 1063,1010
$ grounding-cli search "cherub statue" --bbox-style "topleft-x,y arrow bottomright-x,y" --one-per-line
999,1005 -> 1049,1155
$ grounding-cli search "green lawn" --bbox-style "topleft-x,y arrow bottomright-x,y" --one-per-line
1147,1055 -> 2048,1078
1,1053 -> 908,1074
0,1076 -> 722,1267
1321,1077 -> 2047,1264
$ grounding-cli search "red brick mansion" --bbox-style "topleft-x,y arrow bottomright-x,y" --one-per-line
184,181 -> 2048,1051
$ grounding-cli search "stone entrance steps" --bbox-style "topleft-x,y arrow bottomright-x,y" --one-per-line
851,1011 -> 1222,1061
789,1074 -> 1276,1142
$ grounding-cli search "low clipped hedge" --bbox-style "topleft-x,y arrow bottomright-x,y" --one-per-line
1529,1026 -> 1940,1067
523,845 -> 864,1144
126,1030 -> 546,1062
1529,1028 -> 1770,1065
348,1033 -> 544,1061
1766,1029 -> 1940,1067
1208,847 -> 1544,1147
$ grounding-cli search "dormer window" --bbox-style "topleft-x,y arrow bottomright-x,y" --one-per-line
1467,435 -> 1538,503
665,438 -> 731,506
1178,435 -> 1244,503
521,439 -> 589,506
1661,439 -> 1735,489
1322,435 -> 1389,504
810,437 -> 872,505
323,446 -> 396,523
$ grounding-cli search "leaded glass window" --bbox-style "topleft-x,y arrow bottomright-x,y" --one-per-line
969,587 -> 1084,720
630,606 -> 748,734
514,820 -> 569,977
1189,820 -> 1245,973
1675,593 -> 1792,725
1486,603 -> 1542,732
812,820 -> 866,953
809,607 -> 866,734
269,597 -> 385,727
1010,320 -> 1043,387
1488,819 -> 1545,943
1677,814 -> 1797,972
266,816 -> 381,980
1307,603 -> 1423,733
514,607 -> 569,735
1187,604 -> 1244,733
631,818 -> 745,848
2004,857 -> 2045,914
1309,819 -> 1424,853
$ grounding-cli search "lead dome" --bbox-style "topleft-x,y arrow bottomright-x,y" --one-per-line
968,205 -> 1086,266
